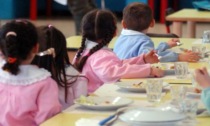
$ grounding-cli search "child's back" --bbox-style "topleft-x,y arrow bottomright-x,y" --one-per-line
0,65 -> 60,126
73,9 -> 163,93
114,31 -> 155,59
0,20 -> 61,126
33,25 -> 88,110
114,2 -> 200,62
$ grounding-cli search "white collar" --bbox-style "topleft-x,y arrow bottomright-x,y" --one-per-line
85,39 -> 109,49
121,29 -> 146,36
0,63 -> 51,86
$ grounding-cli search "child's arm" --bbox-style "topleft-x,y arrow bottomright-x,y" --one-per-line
166,38 -> 180,48
178,51 -> 200,62
155,42 -> 200,62
201,87 -> 210,113
123,50 -> 159,64
138,38 -> 171,55
137,39 -> 155,55
157,50 -> 179,62
195,67 -> 210,88
195,67 -> 210,113
136,39 -> 178,62
156,38 -> 179,52
91,50 -> 163,82
34,78 -> 61,125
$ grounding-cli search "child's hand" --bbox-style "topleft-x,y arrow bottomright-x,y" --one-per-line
144,50 -> 159,64
195,67 -> 210,89
178,52 -> 200,62
150,67 -> 164,77
167,38 -> 180,48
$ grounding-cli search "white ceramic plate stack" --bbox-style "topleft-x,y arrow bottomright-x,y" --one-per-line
74,96 -> 133,110
119,107 -> 186,126
116,81 -> 169,92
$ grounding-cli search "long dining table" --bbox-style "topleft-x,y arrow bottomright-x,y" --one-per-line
66,35 -> 208,50
41,37 -> 210,126
166,9 -> 210,38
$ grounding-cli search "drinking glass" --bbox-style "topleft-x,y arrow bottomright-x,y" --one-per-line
202,30 -> 210,43
170,86 -> 187,101
145,79 -> 163,103
179,99 -> 198,119
192,44 -> 206,58
174,62 -> 189,79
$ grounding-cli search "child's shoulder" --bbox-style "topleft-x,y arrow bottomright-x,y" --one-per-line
91,48 -> 114,57
0,65 -> 52,86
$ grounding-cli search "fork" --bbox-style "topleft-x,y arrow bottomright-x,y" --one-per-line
99,107 -> 127,126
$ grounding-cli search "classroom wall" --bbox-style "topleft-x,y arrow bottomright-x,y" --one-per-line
0,0 -> 200,19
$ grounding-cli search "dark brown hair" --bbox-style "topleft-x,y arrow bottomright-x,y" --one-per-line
123,2 -> 153,31
32,25 -> 87,102
74,9 -> 117,72
0,20 -> 38,75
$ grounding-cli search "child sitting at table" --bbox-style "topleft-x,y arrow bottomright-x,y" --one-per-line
73,9 -> 164,93
194,67 -> 210,113
0,20 -> 61,126
113,2 -> 200,62
32,25 -> 88,110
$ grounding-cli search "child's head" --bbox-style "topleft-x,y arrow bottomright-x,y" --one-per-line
74,9 -> 117,71
122,2 -> 154,32
32,25 -> 70,85
81,9 -> 117,42
0,20 -> 38,75
32,25 -> 87,102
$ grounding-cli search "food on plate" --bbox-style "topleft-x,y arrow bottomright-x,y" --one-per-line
194,88 -> 202,93
132,82 -> 143,88
77,95 -> 95,105
77,96 -> 111,105
170,66 -> 175,69
153,64 -> 175,70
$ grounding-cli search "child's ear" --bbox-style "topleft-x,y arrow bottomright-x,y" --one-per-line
150,19 -> 155,28
113,29 -> 117,37
32,43 -> 39,54
121,20 -> 127,29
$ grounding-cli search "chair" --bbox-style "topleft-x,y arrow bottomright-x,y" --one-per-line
146,33 -> 179,38
165,8 -> 175,33
30,0 -> 52,20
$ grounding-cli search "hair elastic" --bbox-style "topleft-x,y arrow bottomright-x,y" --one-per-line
7,57 -> 17,64
15,19 -> 28,24
48,24 -> 53,28
6,31 -> 17,37
47,48 -> 55,58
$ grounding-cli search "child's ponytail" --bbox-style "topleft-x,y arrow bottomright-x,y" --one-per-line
74,9 -> 117,72
2,31 -> 20,75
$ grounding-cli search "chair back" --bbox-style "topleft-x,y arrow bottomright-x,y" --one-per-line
146,33 -> 179,38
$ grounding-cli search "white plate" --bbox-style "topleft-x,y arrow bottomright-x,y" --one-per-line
116,81 -> 169,92
122,121 -> 179,126
74,96 -> 133,110
119,107 -> 186,125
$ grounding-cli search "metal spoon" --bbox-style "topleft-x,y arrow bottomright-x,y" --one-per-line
176,42 -> 183,46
